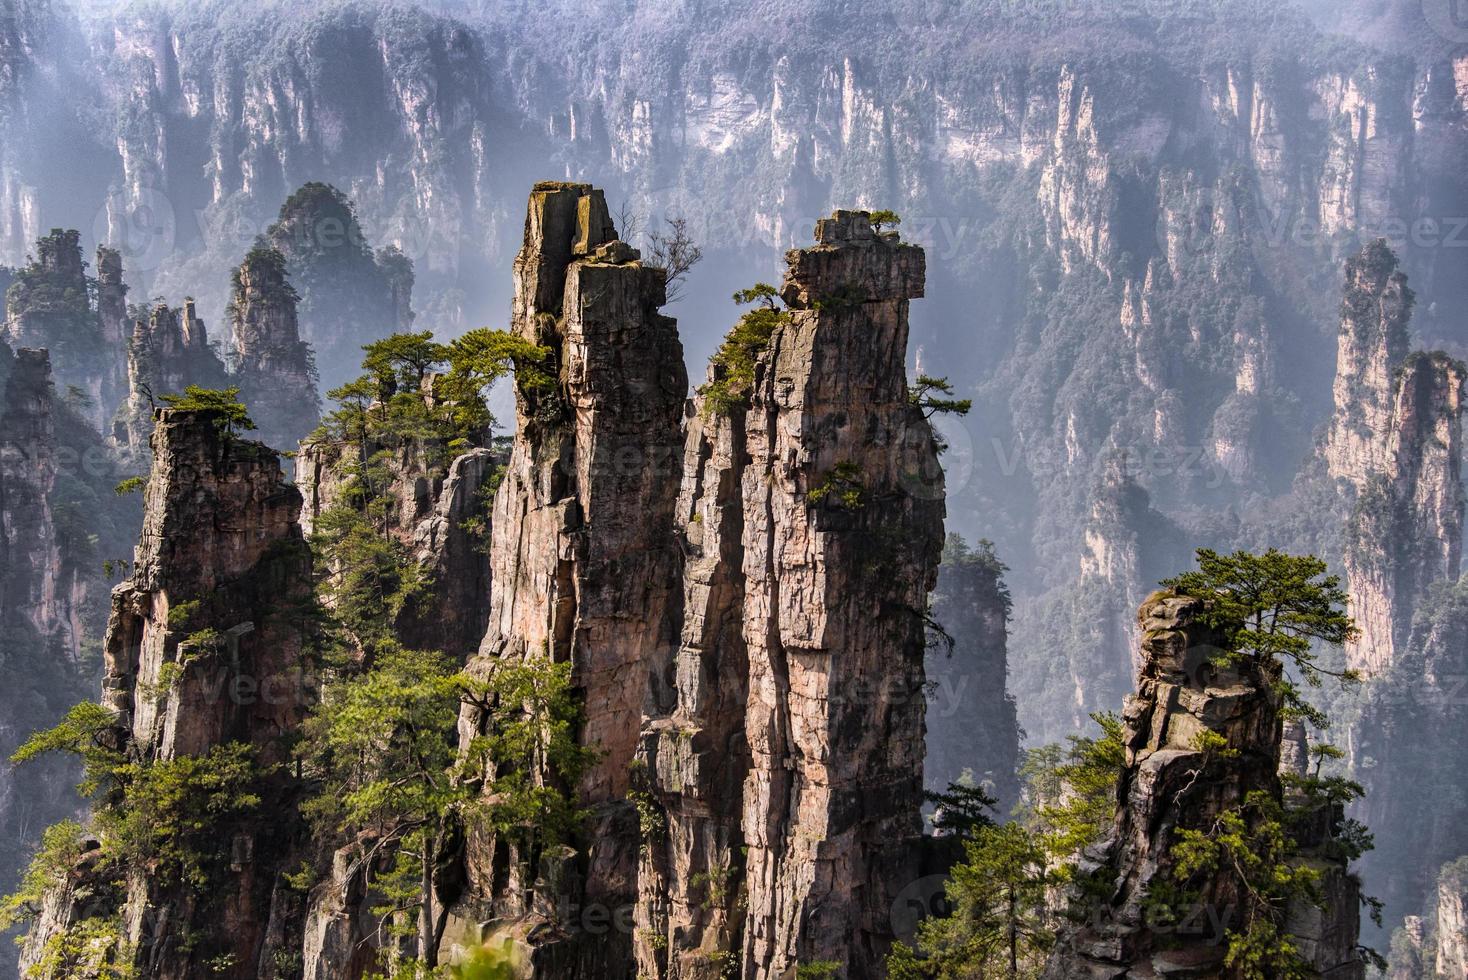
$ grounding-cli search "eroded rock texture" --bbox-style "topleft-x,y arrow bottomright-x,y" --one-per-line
111,299 -> 229,468
636,210 -> 944,980
1045,591 -> 1364,979
20,407 -> 314,980
445,182 -> 687,975
1044,591 -> 1273,977
0,344 -> 138,946
230,246 -> 321,455
1325,242 -> 1467,673
1435,859 -> 1468,978
296,431 -> 497,659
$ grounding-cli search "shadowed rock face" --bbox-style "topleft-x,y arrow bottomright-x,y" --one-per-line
296,434 -> 498,661
230,247 -> 321,455
1044,590 -> 1280,978
924,542 -> 1021,817
20,408 -> 315,980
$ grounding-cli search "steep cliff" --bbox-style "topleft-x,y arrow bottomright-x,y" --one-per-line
1434,858 -> 1468,978
446,182 -> 687,974
3,231 -> 123,433
111,299 -> 230,468
1323,242 -> 1467,673
1353,578 -> 1468,957
924,535 -> 1021,817
296,425 -> 497,660
0,348 -> 86,922
636,209 -> 944,979
18,407 -> 315,980
264,182 -> 417,388
1043,590 -> 1365,979
0,344 -> 138,977
229,246 -> 321,454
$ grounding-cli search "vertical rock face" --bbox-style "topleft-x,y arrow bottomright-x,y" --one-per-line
1325,240 -> 1414,488
1436,859 -> 1468,978
102,409 -> 313,763
3,230 -> 118,431
22,409 -> 313,979
263,182 -> 417,388
924,536 -> 1020,816
1279,724 -> 1367,979
637,210 -> 944,980
1044,590 -> 1279,977
1326,241 -> 1467,673
1045,591 -> 1366,978
448,182 -> 687,970
19,407 -> 314,980
0,347 -> 64,660
111,300 -> 230,467
296,434 -> 497,659
93,247 -> 129,426
1354,578 -> 1468,958
0,347 -> 83,914
1344,350 -> 1466,673
230,246 -> 321,454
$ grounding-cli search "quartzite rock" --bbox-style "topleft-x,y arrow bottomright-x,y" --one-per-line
230,246 -> 321,455
637,210 -> 944,979
21,407 -> 314,980
111,299 -> 229,467
446,182 -> 687,973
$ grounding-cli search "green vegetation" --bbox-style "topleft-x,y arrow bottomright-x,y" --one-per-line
909,376 -> 972,420
158,385 -> 256,437
112,476 -> 146,496
0,820 -> 86,933
809,461 -> 866,509
898,549 -> 1378,979
294,332 -> 588,974
1161,548 -> 1361,728
889,822 -> 1054,980
868,209 -> 900,232
700,283 -> 791,417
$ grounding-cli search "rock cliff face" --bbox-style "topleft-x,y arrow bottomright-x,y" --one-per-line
3,230 -> 123,433
636,210 -> 944,979
1435,859 -> 1468,978
1044,591 -> 1277,976
19,408 -> 314,980
230,246 -> 321,454
296,434 -> 497,659
446,182 -> 688,974
0,345 -> 138,968
0,348 -> 86,916
1044,591 -> 1364,979
5,0 -> 1467,760
1353,577 -> 1468,958
1325,241 -> 1415,489
925,536 -> 1021,816
1327,242 -> 1467,673
264,182 -> 418,388
111,299 -> 230,468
